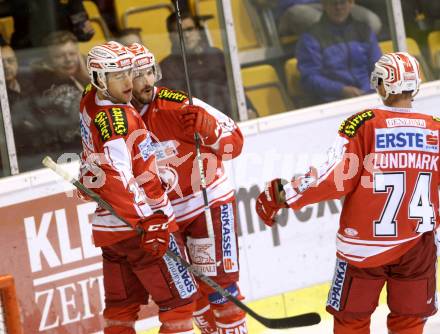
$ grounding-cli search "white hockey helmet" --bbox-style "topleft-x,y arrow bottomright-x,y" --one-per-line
370,52 -> 421,100
87,41 -> 134,91
127,43 -> 162,82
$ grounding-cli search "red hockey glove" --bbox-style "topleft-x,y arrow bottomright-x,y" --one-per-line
180,104 -> 221,146
255,178 -> 288,227
137,213 -> 170,258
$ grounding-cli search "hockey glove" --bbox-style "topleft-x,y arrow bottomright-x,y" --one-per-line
137,213 -> 170,258
256,178 -> 288,227
180,104 -> 221,146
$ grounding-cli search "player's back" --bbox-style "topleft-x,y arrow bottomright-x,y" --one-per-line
338,106 -> 440,267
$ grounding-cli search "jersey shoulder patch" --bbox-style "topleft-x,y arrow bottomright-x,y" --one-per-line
93,107 -> 129,142
339,110 -> 375,138
157,88 -> 188,103
82,83 -> 93,97
94,110 -> 112,142
432,116 -> 440,122
109,107 -> 128,136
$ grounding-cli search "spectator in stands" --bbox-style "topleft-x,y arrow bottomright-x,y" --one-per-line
295,0 -> 382,104
0,42 -> 44,171
30,31 -> 87,158
159,11 -> 257,120
116,27 -> 143,46
90,0 -> 117,34
10,0 -> 94,49
275,0 -> 381,37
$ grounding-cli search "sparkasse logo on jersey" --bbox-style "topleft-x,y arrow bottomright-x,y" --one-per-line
375,127 -> 439,153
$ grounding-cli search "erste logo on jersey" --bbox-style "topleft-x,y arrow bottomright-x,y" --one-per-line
153,140 -> 178,161
375,127 -> 439,153
158,89 -> 187,103
94,111 -> 112,142
339,110 -> 375,138
110,108 -> 128,136
138,134 -> 155,161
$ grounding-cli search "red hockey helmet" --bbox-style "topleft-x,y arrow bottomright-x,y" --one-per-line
127,43 -> 162,82
87,41 -> 134,90
370,52 -> 421,100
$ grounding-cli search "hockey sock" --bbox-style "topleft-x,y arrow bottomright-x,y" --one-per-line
211,302 -> 247,334
104,325 -> 136,334
193,296 -> 218,334
159,302 -> 195,334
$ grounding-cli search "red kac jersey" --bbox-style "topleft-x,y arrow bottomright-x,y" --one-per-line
284,105 -> 440,267
135,87 -> 244,224
79,85 -> 175,246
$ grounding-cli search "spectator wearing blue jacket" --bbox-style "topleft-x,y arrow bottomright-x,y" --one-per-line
276,0 -> 381,37
295,0 -> 382,104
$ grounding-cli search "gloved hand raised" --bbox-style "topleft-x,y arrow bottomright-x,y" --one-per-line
255,178 -> 288,227
136,213 -> 170,258
180,104 -> 221,146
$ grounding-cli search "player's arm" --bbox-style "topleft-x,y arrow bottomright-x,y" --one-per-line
180,98 -> 244,159
256,111 -> 373,226
84,108 -> 164,228
283,134 -> 363,210
131,122 -> 175,221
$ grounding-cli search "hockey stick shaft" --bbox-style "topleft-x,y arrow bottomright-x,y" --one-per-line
172,0 -> 215,239
42,156 -> 320,329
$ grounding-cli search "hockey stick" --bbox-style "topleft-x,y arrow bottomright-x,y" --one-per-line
42,156 -> 321,329
171,0 -> 216,241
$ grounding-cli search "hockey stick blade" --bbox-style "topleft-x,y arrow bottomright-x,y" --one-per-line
164,249 -> 321,329
42,156 -> 321,329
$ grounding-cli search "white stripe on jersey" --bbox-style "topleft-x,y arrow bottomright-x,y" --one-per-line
336,233 -> 422,262
171,175 -> 235,222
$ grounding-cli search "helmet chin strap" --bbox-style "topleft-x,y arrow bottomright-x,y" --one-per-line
93,74 -> 117,102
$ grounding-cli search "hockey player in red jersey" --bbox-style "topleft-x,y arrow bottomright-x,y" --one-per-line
127,43 -> 246,334
79,41 -> 198,334
256,52 -> 439,333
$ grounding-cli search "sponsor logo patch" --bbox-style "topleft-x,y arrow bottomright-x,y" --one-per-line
94,111 -> 112,142
344,228 -> 358,237
80,111 -> 94,151
375,127 -> 439,153
82,83 -> 93,97
326,258 -> 348,311
386,118 -> 426,128
110,107 -> 128,136
163,235 -> 197,299
138,134 -> 155,161
187,237 -> 217,276
221,203 -> 239,273
339,110 -> 375,138
152,140 -> 178,161
158,88 -> 187,102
